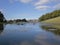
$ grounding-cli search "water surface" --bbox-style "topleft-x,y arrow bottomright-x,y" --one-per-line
0,23 -> 60,45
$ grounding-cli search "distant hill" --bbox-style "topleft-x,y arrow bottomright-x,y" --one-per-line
39,10 -> 60,22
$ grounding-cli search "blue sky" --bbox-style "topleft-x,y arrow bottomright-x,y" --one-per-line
0,0 -> 60,20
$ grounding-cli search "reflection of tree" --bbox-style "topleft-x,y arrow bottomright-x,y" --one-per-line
41,25 -> 60,35
0,24 -> 4,34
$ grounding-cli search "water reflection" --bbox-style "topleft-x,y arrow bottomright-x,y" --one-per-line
0,24 -> 4,34
0,23 -> 60,45
41,25 -> 60,35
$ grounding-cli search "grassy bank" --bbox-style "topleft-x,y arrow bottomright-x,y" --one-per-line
41,16 -> 60,30
41,17 -> 60,24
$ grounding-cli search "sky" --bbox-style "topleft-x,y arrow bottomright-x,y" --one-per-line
0,0 -> 60,20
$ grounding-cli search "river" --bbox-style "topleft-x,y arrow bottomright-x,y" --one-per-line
0,23 -> 60,45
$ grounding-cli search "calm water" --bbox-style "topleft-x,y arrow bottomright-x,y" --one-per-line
0,23 -> 60,45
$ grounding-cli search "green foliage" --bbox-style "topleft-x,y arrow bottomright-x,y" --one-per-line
39,10 -> 60,21
7,19 -> 27,24
15,19 -> 27,22
0,11 -> 4,22
0,11 -> 7,23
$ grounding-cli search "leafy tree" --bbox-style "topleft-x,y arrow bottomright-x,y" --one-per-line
0,11 -> 7,23
22,19 -> 27,22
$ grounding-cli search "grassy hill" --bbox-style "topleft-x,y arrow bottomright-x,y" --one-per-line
41,16 -> 60,34
41,16 -> 60,23
39,10 -> 60,34
39,10 -> 60,22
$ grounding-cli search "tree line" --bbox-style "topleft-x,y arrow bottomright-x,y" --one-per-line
39,10 -> 60,21
7,19 -> 27,23
0,11 -> 27,23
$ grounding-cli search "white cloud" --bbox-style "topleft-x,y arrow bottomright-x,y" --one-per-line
34,0 -> 52,10
34,0 -> 60,10
9,0 -> 32,3
34,0 -> 52,6
9,0 -> 60,10
35,6 -> 51,10
34,0 -> 60,6
19,0 -> 32,3
9,0 -> 13,3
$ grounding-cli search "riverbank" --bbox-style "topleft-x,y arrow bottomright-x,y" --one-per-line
41,17 -> 60,24
40,17 -> 60,33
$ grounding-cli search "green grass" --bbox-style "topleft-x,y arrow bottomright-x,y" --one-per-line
41,16 -> 60,30
40,17 -> 60,35
41,17 -> 60,24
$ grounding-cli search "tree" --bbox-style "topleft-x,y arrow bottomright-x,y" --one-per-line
0,11 -> 7,23
22,19 -> 27,22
